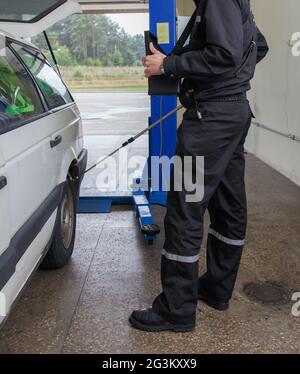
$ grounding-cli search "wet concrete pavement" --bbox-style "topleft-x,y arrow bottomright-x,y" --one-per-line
0,93 -> 299,354
75,93 -> 149,196
74,93 -> 150,136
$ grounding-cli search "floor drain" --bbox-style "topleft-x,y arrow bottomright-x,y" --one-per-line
243,282 -> 291,305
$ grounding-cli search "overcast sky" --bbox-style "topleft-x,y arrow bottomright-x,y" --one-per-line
108,13 -> 149,36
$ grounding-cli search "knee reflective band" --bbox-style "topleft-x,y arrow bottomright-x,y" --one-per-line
162,249 -> 200,264
208,228 -> 245,246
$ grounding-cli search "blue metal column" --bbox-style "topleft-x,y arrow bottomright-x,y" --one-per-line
148,0 -> 178,206
78,0 -> 178,244
132,0 -> 178,243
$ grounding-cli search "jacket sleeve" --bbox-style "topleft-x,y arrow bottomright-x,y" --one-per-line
163,0 -> 244,79
256,27 -> 269,64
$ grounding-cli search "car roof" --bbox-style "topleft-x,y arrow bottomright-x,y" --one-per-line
0,29 -> 38,50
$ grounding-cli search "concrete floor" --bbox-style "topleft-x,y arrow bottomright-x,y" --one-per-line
0,94 -> 299,354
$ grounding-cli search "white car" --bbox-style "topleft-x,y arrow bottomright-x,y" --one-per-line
0,30 -> 87,326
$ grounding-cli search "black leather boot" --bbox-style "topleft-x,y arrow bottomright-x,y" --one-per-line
198,282 -> 230,311
129,308 -> 195,332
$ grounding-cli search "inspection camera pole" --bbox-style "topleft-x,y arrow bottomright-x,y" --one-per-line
84,104 -> 183,175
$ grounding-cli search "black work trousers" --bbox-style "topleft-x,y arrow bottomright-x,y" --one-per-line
153,98 -> 252,325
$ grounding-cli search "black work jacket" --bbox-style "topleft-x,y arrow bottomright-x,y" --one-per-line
163,0 -> 269,100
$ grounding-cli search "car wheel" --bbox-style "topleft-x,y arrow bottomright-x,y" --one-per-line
40,180 -> 77,270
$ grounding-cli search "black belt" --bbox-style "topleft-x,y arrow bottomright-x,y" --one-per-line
198,94 -> 247,102
184,94 -> 247,121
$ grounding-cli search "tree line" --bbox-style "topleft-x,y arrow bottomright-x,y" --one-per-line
33,14 -> 145,67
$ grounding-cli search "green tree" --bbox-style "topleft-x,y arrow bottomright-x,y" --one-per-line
54,46 -> 73,66
33,14 -> 145,67
111,50 -> 124,66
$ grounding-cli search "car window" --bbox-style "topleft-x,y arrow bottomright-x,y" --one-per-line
12,44 -> 73,110
0,43 -> 44,132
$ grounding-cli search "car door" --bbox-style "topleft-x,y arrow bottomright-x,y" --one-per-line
0,40 -> 60,316
0,147 -> 10,258
11,42 -> 82,186
0,147 -> 11,318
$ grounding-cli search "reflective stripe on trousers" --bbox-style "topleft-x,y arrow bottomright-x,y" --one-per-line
162,249 -> 200,264
208,228 -> 245,246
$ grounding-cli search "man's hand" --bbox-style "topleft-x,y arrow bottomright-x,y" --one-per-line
143,43 -> 166,78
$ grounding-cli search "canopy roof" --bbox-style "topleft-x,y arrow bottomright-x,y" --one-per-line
0,0 -> 149,37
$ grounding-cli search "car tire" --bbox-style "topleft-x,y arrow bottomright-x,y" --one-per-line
40,180 -> 77,270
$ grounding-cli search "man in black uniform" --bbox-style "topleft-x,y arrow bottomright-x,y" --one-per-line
130,0 -> 268,332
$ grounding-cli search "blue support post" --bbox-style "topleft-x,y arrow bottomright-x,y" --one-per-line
148,0 -> 178,206
78,0 -> 178,244
132,0 -> 178,243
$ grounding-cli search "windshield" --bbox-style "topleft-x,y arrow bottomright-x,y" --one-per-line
0,0 -> 66,23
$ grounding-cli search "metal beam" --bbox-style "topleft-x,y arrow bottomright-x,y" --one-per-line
79,1 -> 149,14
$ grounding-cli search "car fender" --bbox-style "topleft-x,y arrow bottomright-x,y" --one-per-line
58,146 -> 78,185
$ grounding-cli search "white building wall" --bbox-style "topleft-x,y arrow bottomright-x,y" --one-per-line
248,0 -> 300,186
